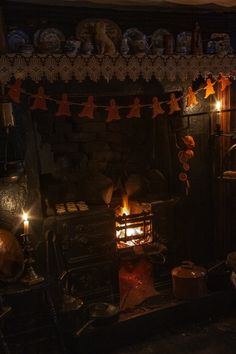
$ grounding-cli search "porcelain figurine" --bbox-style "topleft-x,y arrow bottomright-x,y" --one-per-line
191,22 -> 203,55
95,21 -> 116,55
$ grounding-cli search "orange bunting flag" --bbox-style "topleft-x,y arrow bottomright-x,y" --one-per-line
7,79 -> 22,103
127,97 -> 141,118
55,93 -> 71,117
106,98 -> 120,122
218,75 -> 231,92
79,96 -> 95,119
186,86 -> 198,107
204,78 -> 215,99
168,93 -> 181,115
30,86 -> 48,111
152,96 -> 165,118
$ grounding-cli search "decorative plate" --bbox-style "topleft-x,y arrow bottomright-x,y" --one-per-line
123,28 -> 149,54
151,28 -> 170,54
176,32 -> 192,54
209,33 -> 233,55
76,18 -> 122,48
7,30 -> 30,52
34,28 -> 65,53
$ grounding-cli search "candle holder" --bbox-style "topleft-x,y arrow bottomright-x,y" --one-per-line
20,233 -> 44,286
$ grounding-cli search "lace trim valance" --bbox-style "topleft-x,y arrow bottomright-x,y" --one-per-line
0,54 -> 235,84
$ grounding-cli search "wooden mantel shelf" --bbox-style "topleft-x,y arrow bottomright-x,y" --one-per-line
0,53 -> 235,84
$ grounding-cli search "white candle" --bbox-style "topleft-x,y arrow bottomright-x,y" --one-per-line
215,100 -> 222,128
23,212 -> 29,234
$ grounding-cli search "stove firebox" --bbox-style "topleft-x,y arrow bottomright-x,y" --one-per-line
116,211 -> 154,249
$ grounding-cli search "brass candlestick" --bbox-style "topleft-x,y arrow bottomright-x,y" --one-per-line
21,233 -> 44,286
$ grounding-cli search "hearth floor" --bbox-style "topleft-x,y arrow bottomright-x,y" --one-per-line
111,314 -> 236,354
6,288 -> 236,354
74,288 -> 236,354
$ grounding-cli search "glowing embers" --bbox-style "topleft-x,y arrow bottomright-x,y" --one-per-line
115,195 -> 153,249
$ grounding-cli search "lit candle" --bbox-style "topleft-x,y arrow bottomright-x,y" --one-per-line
215,100 -> 222,129
215,100 -> 222,112
23,212 -> 29,234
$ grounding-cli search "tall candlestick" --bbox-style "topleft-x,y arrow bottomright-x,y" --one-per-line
23,212 -> 29,234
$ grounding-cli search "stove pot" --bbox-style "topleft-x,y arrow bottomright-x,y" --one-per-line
171,261 -> 207,299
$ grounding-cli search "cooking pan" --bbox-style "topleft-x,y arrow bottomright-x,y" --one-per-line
171,260 -> 226,300
76,302 -> 120,337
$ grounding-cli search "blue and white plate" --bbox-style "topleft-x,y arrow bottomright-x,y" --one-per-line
151,28 -> 170,54
176,32 -> 192,54
34,28 -> 65,53
7,30 -> 30,52
123,28 -> 149,54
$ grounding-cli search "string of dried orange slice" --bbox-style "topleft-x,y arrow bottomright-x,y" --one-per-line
178,135 -> 195,195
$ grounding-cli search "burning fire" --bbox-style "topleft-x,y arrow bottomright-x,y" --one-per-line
121,194 -> 130,215
116,195 -> 152,248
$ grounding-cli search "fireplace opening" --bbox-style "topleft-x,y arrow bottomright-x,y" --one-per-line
12,91 -> 176,310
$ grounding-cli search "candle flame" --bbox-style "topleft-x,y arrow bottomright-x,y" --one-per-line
215,100 -> 222,111
23,212 -> 28,222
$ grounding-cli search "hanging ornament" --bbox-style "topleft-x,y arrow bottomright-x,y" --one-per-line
30,86 -> 48,111
55,93 -> 71,117
151,96 -> 165,118
79,96 -> 95,119
127,97 -> 141,118
186,86 -> 198,107
218,74 -> 231,92
204,78 -> 215,99
182,135 -> 196,149
168,93 -> 181,115
177,135 -> 196,196
7,79 -> 22,103
106,98 -> 120,122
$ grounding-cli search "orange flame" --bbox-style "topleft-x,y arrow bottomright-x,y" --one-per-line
121,194 -> 130,215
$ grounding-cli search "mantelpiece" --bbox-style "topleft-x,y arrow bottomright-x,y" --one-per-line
0,53 -> 235,84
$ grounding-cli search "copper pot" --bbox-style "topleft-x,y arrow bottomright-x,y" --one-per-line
171,261 -> 207,299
